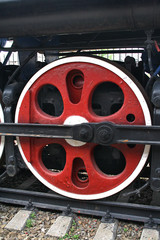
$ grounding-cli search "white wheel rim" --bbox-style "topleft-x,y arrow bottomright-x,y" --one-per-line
0,104 -> 5,160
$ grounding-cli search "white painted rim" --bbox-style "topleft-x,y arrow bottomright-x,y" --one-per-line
0,104 -> 5,160
15,56 -> 152,200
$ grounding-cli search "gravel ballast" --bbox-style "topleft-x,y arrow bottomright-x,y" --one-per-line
0,203 -> 153,240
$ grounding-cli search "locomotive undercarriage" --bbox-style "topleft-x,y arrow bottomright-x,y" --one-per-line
1,0 -> 160,227
0,35 -> 160,202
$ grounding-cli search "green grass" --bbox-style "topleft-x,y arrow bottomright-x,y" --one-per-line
25,212 -> 36,228
123,227 -> 128,232
58,219 -> 80,240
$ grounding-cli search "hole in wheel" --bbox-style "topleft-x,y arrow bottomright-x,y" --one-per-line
77,169 -> 88,182
94,145 -> 126,175
127,144 -> 136,148
72,74 -> 84,88
126,114 -> 135,122
42,143 -> 66,173
72,158 -> 89,188
66,69 -> 84,104
37,84 -> 63,116
92,82 -> 124,116
67,69 -> 84,89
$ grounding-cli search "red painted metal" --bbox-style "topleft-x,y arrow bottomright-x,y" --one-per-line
17,61 -> 147,195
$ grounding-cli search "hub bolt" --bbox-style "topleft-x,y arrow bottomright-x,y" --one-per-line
79,125 -> 93,142
96,126 -> 113,144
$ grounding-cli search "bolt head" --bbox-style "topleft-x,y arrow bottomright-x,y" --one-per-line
79,125 -> 93,142
96,126 -> 113,144
79,128 -> 88,140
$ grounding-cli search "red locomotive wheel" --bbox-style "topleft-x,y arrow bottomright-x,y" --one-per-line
15,56 -> 151,200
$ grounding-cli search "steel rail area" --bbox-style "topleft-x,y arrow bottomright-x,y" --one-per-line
0,187 -> 160,224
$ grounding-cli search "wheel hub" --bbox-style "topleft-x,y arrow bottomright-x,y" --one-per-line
64,115 -> 88,146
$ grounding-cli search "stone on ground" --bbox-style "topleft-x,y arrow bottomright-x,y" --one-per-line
5,209 -> 32,230
46,215 -> 73,237
140,228 -> 159,240
94,221 -> 118,240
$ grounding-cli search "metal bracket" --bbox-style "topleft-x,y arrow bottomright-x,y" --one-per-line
122,181 -> 149,198
101,210 -> 114,223
145,30 -> 154,76
4,106 -> 17,177
24,199 -> 35,211
62,204 -> 73,217
0,171 -> 7,184
2,82 -> 26,176
150,108 -> 160,191
144,215 -> 158,229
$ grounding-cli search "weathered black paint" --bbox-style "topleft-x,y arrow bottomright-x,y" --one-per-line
0,0 -> 160,38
